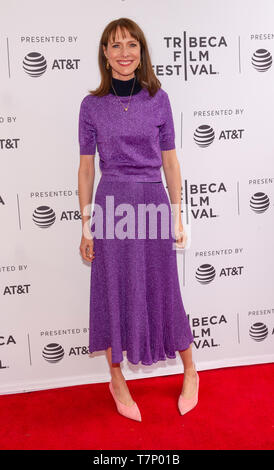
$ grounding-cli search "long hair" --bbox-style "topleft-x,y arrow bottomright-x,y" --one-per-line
89,18 -> 161,98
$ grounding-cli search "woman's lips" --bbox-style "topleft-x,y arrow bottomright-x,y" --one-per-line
117,60 -> 133,66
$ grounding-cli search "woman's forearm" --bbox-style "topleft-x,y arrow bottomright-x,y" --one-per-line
162,159 -> 183,225
78,167 -> 95,229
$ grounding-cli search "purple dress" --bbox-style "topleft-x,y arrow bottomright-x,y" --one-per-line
78,83 -> 194,365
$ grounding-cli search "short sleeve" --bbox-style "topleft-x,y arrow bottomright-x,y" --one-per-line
78,96 -> 97,155
158,91 -> 176,151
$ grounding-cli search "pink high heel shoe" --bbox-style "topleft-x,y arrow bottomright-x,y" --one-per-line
109,380 -> 142,422
178,362 -> 199,415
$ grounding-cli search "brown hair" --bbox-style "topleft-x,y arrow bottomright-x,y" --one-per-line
88,18 -> 161,98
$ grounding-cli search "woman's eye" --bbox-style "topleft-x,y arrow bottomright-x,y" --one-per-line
112,44 -> 137,48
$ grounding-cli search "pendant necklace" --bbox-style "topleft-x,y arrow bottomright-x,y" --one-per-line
111,76 -> 136,111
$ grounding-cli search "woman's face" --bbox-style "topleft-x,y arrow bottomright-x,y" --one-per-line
103,27 -> 141,80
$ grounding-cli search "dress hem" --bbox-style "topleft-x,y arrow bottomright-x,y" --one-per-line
88,340 -> 194,366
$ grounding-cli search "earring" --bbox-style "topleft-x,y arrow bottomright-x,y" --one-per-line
138,61 -> 141,69
106,59 -> 110,70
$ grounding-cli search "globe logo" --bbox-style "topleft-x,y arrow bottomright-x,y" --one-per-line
194,125 -> 215,147
32,205 -> 56,228
195,264 -> 216,284
249,323 -> 268,342
23,52 -> 47,77
42,343 -> 65,363
250,192 -> 270,213
251,49 -> 272,72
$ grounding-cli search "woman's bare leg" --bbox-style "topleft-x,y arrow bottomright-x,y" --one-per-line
178,343 -> 198,399
105,347 -> 135,406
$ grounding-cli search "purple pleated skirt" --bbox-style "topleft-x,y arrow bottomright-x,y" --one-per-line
88,174 -> 194,365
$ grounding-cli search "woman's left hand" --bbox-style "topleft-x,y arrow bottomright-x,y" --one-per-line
174,220 -> 187,249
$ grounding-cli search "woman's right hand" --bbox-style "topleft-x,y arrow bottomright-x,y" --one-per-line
80,234 -> 95,263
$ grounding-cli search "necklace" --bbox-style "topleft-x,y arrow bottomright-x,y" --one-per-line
111,76 -> 136,111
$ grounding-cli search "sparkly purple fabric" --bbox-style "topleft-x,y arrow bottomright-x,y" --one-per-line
78,86 -> 194,365
88,177 -> 194,365
78,87 -> 176,182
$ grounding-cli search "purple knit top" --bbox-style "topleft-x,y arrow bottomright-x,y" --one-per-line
78,86 -> 175,182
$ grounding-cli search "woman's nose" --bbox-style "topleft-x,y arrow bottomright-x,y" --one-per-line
120,47 -> 130,57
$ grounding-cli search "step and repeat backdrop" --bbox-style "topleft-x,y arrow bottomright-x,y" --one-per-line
1,0 -> 273,395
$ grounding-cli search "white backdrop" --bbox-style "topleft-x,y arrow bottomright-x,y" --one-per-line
1,0 -> 273,395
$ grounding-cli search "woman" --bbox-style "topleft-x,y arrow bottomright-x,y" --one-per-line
78,18 -> 199,422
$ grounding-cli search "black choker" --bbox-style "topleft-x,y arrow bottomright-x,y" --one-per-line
109,76 -> 142,97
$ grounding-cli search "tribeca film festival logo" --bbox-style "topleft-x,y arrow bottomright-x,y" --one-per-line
22,52 -> 80,77
162,34 -> 227,79
190,315 -> 226,349
161,33 -> 272,79
189,181 -> 226,219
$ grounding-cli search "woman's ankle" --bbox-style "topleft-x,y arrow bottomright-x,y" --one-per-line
111,370 -> 124,381
184,362 -> 196,372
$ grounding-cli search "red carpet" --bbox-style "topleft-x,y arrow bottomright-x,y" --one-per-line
0,363 -> 273,450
